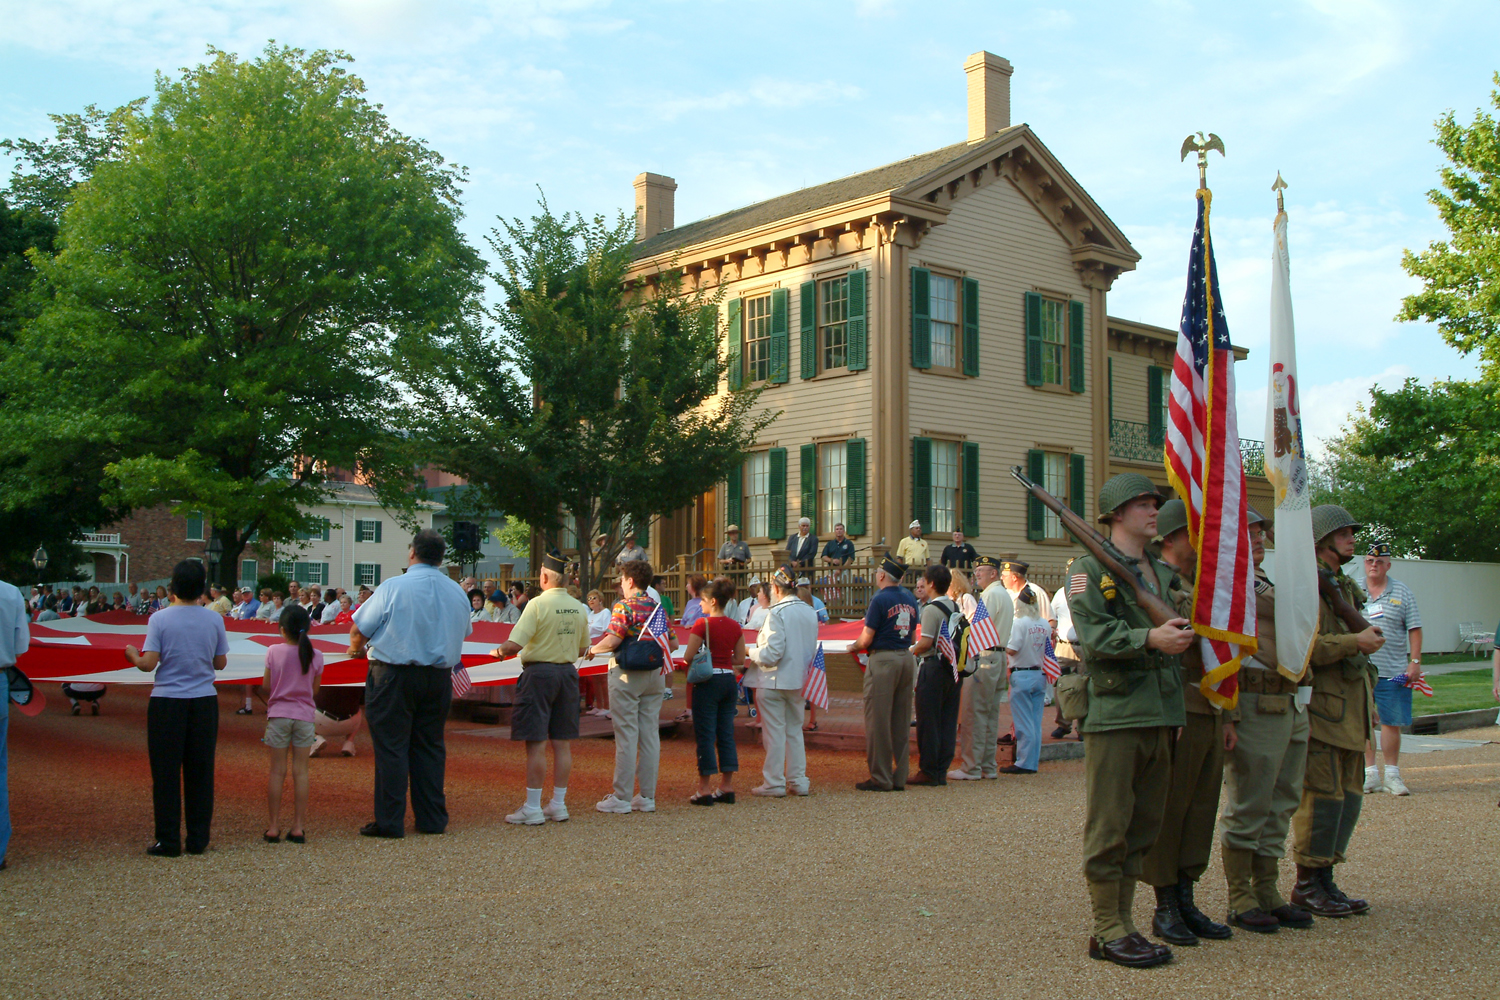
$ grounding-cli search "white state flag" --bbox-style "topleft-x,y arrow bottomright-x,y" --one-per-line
1265,207 -> 1318,681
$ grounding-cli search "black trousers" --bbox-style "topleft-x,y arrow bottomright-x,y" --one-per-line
146,695 -> 219,852
366,661 -> 452,836
691,673 -> 739,776
914,657 -> 960,780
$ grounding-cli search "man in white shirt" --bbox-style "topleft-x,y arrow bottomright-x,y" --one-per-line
949,556 -> 1015,781
743,565 -> 820,797
1051,557 -> 1084,739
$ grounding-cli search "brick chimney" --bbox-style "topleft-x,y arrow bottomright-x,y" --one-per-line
633,172 -> 677,241
963,51 -> 1013,144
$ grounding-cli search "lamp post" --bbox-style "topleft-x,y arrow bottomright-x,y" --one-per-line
206,534 -> 224,592
32,544 -> 48,587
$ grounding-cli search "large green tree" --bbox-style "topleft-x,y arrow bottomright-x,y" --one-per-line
0,45 -> 485,587
418,204 -> 776,594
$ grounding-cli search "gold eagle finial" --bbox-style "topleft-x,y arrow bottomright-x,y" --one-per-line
1180,132 -> 1225,188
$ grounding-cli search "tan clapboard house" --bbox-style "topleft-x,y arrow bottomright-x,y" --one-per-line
629,51 -> 1266,568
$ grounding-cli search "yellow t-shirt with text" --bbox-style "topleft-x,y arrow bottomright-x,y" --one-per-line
509,586 -> 590,664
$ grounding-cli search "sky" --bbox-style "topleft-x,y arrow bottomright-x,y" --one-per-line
2,0 -> 1495,452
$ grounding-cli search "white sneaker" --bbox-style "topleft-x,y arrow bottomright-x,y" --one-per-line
542,801 -> 570,822
947,769 -> 980,781
1363,766 -> 1382,794
1384,768 -> 1410,796
505,803 -> 545,825
308,736 -> 327,758
751,784 -> 786,797
790,784 -> 810,796
595,794 -> 633,814
631,794 -> 656,812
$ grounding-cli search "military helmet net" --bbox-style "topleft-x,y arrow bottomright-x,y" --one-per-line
1154,498 -> 1188,540
1096,473 -> 1166,523
1310,504 -> 1362,545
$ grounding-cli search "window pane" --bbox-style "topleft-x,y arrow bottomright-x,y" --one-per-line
819,276 -> 848,371
931,275 -> 957,369
745,452 -> 770,539
1041,299 -> 1066,385
1043,452 -> 1069,539
819,442 -> 847,535
931,440 -> 959,534
744,294 -> 772,383
559,514 -> 577,551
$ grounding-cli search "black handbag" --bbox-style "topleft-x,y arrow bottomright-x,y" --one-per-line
617,635 -> 666,672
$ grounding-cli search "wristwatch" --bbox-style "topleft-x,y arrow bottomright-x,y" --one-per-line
1409,657 -> 1421,664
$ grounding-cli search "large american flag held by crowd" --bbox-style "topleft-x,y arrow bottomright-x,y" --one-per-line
640,603 -> 676,676
1164,188 -> 1257,708
801,644 -> 830,710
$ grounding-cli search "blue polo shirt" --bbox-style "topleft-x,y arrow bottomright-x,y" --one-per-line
864,585 -> 919,651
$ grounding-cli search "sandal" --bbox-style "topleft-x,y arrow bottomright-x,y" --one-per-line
689,792 -> 715,806
262,832 -> 280,843
674,711 -> 692,723
712,790 -> 736,804
803,722 -> 819,732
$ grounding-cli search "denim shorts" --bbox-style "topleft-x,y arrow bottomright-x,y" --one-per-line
1372,676 -> 1413,727
264,717 -> 317,748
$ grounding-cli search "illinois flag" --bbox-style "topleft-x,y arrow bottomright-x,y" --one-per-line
1164,187 -> 1257,708
1265,197 -> 1318,682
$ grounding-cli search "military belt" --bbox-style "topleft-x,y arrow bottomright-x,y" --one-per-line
1239,666 -> 1299,696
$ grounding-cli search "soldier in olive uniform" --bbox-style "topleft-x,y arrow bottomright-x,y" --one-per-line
1139,499 -> 1233,946
1070,474 -> 1194,968
1219,507 -> 1315,932
1289,505 -> 1385,917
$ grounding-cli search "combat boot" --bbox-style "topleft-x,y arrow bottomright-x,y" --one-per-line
1319,866 -> 1369,915
1291,864 -> 1351,918
1177,876 -> 1232,939
1150,884 -> 1198,946
1224,847 -> 1279,934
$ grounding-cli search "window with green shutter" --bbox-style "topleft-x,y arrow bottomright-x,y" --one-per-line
1148,365 -> 1166,444
239,559 -> 257,584
185,512 -> 204,542
1069,299 -> 1085,393
800,443 -> 817,521
1026,448 -> 1046,540
847,268 -> 868,371
962,278 -> 980,377
636,518 -> 650,548
726,298 -> 743,389
799,282 -> 817,380
845,437 -> 867,535
962,441 -> 980,536
767,447 -> 787,540
1070,454 -> 1087,518
769,288 -> 789,384
296,517 -> 331,542
912,436 -> 932,529
275,560 -> 295,578
910,268 -> 931,369
356,519 -> 382,543
725,464 -> 743,532
354,563 -> 382,587
1025,292 -> 1043,386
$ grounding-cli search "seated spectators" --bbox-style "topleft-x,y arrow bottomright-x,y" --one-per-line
256,591 -> 282,621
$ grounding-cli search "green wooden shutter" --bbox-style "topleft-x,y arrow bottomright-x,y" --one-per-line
1024,291 -> 1043,386
725,464 -> 743,533
768,447 -> 787,540
637,518 -> 649,548
1070,453 -> 1087,517
911,436 -> 932,529
373,564 -> 382,585
962,441 -> 980,536
800,281 -> 817,380
1147,366 -> 1165,444
800,443 -> 817,521
1069,299 -> 1085,393
726,298 -> 743,390
275,559 -> 294,577
962,277 -> 980,377
1026,449 -> 1046,540
847,268 -> 868,371
845,438 -> 867,535
373,520 -> 382,543
770,288 -> 789,384
910,267 -> 931,369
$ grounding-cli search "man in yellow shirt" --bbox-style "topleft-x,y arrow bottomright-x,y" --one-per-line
493,553 -> 590,825
896,520 -> 930,573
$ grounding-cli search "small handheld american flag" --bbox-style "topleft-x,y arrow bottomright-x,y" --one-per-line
936,617 -> 958,681
801,644 -> 830,711
451,664 -> 473,699
969,597 -> 1000,652
1042,635 -> 1061,683
639,602 -> 675,676
1400,672 -> 1435,697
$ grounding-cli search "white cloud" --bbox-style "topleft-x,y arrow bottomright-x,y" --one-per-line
1236,363 -> 1414,457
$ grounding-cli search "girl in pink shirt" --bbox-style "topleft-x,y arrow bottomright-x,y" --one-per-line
261,605 -> 324,843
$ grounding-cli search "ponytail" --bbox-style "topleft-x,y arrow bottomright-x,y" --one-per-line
279,604 -> 315,674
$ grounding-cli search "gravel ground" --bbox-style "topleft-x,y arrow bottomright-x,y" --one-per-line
4,689 -> 1499,1000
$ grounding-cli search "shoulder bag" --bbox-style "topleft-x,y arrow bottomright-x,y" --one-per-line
686,616 -> 715,684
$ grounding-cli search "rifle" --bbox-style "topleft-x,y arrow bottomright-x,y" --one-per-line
1317,568 -> 1380,636
1009,466 -> 1182,628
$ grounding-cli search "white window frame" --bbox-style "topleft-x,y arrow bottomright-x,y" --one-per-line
743,293 -> 773,384
929,274 -> 959,370
744,452 -> 770,540
355,518 -> 380,543
818,274 -> 849,372
819,442 -> 847,536
931,440 -> 960,534
1042,451 -> 1071,540
354,563 -> 382,587
1040,297 -> 1067,386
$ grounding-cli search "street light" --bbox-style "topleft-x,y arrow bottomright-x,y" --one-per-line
205,534 -> 224,590
32,544 -> 48,586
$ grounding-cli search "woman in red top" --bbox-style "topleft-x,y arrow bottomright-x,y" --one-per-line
678,577 -> 746,805
331,594 -> 355,626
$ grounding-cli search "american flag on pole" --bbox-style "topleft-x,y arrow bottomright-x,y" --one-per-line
936,617 -> 957,681
451,664 -> 473,699
801,644 -> 830,710
1164,187 -> 1258,709
968,596 -> 1000,653
640,602 -> 676,676
1042,635 -> 1061,683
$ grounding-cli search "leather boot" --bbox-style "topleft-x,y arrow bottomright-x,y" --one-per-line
1291,864 -> 1352,918
1177,876 -> 1233,939
1320,866 -> 1370,915
1150,884 -> 1198,946
1252,854 -> 1312,928
1087,880 -> 1125,945
1224,847 -> 1279,933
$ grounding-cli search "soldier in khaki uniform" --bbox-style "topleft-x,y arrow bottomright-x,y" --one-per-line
1139,499 -> 1233,946
1289,505 -> 1385,916
1220,507 -> 1316,932
1070,474 -> 1193,968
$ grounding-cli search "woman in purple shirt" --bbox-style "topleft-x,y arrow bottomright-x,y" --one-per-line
124,561 -> 229,857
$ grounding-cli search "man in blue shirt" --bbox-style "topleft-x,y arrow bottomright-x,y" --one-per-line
821,523 -> 856,567
349,529 -> 473,838
847,555 -> 919,792
1,577 -> 31,870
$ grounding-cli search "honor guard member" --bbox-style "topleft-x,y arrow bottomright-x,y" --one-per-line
1219,507 -> 1315,932
1290,505 -> 1384,917
846,555 -> 920,792
1069,474 -> 1192,968
948,556 -> 1014,780
1139,499 -> 1233,947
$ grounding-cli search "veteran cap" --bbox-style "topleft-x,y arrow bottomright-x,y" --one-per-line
541,552 -> 566,574
880,554 -> 907,579
1001,559 -> 1029,575
908,520 -> 923,530
973,555 -> 1000,570
1366,540 -> 1392,558
772,565 -> 797,588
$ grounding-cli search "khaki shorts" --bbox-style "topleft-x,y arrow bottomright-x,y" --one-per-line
264,717 -> 317,748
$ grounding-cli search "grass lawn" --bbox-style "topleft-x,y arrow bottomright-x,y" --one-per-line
1417,668 -> 1499,716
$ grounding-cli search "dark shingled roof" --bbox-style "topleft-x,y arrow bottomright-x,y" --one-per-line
632,129 -> 1022,260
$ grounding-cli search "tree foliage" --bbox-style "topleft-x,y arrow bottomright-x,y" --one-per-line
0,45 -> 485,587
419,202 -> 776,594
1,100 -> 145,225
1311,378 -> 1500,561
